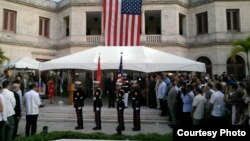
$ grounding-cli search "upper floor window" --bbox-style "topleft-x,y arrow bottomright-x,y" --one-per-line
39,17 -> 50,38
86,12 -> 101,35
145,10 -> 161,35
3,9 -> 17,33
179,13 -> 186,36
64,16 -> 70,37
196,12 -> 208,35
226,9 -> 240,32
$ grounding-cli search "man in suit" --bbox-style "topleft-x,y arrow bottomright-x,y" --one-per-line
105,73 -> 116,108
167,82 -> 178,126
73,81 -> 86,130
12,81 -> 21,139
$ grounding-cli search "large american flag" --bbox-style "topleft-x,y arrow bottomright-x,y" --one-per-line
103,0 -> 142,46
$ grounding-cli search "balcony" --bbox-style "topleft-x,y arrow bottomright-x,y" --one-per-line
146,35 -> 162,43
85,34 -> 162,45
86,35 -> 101,43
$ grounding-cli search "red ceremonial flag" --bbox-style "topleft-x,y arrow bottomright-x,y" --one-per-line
96,55 -> 101,82
103,0 -> 142,46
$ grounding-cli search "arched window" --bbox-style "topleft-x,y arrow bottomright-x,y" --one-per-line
227,55 -> 246,80
196,56 -> 212,75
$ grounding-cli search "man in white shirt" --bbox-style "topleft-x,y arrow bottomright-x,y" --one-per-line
157,75 -> 167,116
0,92 -> 7,141
0,95 -> 3,112
24,83 -> 41,136
209,82 -> 226,125
2,81 -> 16,141
181,84 -> 194,125
192,88 -> 206,125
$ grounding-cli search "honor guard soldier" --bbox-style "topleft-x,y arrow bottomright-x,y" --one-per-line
73,81 -> 85,130
122,74 -> 130,108
131,80 -> 141,131
93,81 -> 102,130
116,83 -> 125,131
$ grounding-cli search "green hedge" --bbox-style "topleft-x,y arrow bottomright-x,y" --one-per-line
14,132 -> 172,141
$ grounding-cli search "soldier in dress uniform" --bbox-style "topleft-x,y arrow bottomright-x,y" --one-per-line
116,83 -> 125,131
93,81 -> 102,130
122,74 -> 130,108
131,80 -> 141,131
73,81 -> 85,130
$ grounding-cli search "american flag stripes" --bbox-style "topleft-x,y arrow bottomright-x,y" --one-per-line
103,0 -> 142,46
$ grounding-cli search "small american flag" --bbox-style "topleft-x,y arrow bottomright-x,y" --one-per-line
117,52 -> 123,82
103,0 -> 142,46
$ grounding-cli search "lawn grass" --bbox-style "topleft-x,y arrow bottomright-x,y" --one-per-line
14,131 -> 172,141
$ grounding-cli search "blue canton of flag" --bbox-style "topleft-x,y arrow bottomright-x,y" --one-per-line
103,0 -> 142,46
121,0 -> 142,15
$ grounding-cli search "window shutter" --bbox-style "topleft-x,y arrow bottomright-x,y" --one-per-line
10,12 -> 15,32
226,11 -> 231,30
204,12 -> 208,33
3,10 -> 8,30
197,14 -> 202,34
13,12 -> 16,32
44,19 -> 49,38
233,11 -> 239,30
39,18 -> 43,35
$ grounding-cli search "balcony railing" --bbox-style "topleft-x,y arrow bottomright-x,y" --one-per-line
85,35 -> 162,44
86,35 -> 101,43
146,35 -> 161,43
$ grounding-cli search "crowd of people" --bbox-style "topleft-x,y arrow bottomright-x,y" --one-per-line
0,69 -> 250,140
147,72 -> 250,126
0,71 -> 41,141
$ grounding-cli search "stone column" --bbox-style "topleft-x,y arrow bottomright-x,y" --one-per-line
141,10 -> 145,34
82,11 -> 86,36
140,10 -> 146,44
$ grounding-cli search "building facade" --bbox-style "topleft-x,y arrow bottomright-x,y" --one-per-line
0,0 -> 250,78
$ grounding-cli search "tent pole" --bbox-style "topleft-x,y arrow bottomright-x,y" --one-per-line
14,68 -> 16,78
39,70 -> 41,93
55,70 -> 58,97
92,70 -> 94,97
68,70 -> 70,82
146,72 -> 149,107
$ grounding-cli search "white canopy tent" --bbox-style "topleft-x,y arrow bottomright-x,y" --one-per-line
39,46 -> 206,73
8,57 -> 40,70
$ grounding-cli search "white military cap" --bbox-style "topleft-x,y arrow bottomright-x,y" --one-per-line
93,81 -> 100,84
116,82 -> 123,86
75,81 -> 82,85
131,80 -> 137,84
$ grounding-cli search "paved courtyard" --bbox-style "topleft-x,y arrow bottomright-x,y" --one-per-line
17,120 -> 170,136
17,97 -> 171,138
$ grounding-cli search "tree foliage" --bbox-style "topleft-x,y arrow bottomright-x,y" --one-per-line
231,36 -> 250,75
0,48 -> 9,65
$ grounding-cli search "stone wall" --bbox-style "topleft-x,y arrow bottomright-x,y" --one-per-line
0,0 -> 250,75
